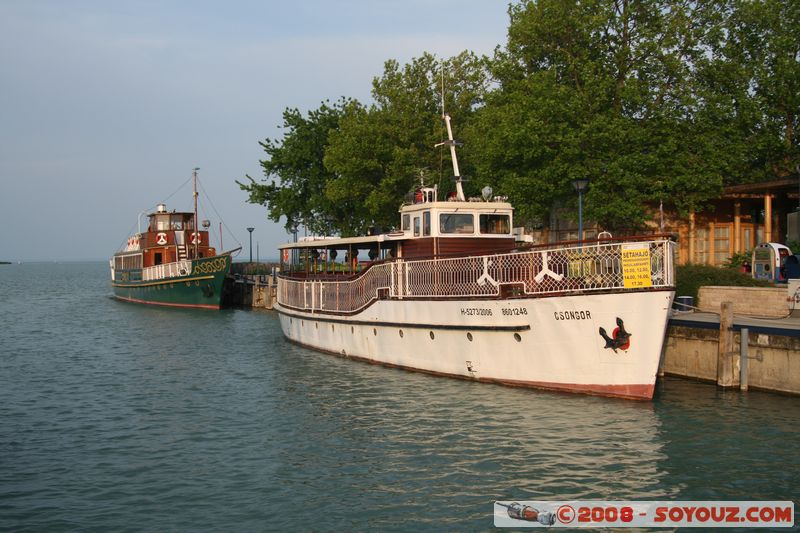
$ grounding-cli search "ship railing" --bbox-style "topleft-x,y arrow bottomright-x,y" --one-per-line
277,238 -> 676,314
142,260 -> 193,282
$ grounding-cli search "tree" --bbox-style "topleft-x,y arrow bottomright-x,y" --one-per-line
241,52 -> 491,237
237,98 -> 353,235
468,0 -> 729,230
700,0 -> 800,182
323,51 -> 491,232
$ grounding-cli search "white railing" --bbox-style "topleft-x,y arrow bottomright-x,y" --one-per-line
142,260 -> 193,281
278,239 -> 676,314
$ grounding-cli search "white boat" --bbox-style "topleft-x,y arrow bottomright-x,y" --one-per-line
274,114 -> 675,400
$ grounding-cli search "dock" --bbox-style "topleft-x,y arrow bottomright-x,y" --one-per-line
663,307 -> 800,396
222,262 -> 278,309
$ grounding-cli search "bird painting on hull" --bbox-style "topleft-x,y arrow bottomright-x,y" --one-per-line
599,317 -> 632,352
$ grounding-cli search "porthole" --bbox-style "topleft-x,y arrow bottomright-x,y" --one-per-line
373,328 -> 377,336
514,333 -> 522,342
467,332 -> 473,342
399,330 -> 404,338
429,331 -> 435,340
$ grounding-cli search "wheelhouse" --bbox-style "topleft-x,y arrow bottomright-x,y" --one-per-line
279,186 -> 516,275
112,203 -> 217,277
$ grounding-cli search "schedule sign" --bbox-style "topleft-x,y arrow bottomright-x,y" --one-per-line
622,243 -> 652,288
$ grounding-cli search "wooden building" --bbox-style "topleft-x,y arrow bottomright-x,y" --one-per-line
533,178 -> 800,267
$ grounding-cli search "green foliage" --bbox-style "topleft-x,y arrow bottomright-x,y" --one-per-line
722,251 -> 752,269
707,0 -> 800,181
675,264 -> 772,302
237,98 -> 353,235
469,0 -> 731,229
242,53 -> 490,237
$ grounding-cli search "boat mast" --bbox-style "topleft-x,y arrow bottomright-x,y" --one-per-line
435,67 -> 465,201
193,167 -> 199,258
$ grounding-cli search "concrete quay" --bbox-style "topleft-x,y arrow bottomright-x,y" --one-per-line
664,308 -> 800,396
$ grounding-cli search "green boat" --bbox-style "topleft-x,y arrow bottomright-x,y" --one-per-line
110,170 -> 237,309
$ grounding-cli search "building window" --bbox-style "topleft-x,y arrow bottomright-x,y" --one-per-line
743,228 -> 752,250
714,226 -> 730,265
695,228 -> 709,264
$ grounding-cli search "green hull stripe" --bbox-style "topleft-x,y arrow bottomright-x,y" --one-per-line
111,275 -> 214,288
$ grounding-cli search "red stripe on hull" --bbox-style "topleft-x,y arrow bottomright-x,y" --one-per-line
285,338 -> 655,401
113,295 -> 220,310
488,377 -> 654,400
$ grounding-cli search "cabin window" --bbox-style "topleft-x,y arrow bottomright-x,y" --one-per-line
115,254 -> 142,270
414,217 -> 420,237
170,216 -> 184,230
423,211 -> 431,236
402,214 -> 411,231
155,215 -> 170,231
479,214 -> 510,234
439,213 -> 474,234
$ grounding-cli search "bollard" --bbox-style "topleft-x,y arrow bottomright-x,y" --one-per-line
740,327 -> 749,392
717,301 -> 735,387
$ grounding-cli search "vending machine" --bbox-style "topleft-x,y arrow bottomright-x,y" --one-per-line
751,243 -> 792,282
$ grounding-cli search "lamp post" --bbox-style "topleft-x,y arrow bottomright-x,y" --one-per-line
571,178 -> 590,242
247,227 -> 254,263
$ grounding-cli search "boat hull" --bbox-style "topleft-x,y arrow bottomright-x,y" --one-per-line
111,255 -> 231,309
275,289 -> 674,400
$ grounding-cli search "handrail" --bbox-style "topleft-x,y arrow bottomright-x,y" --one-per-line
277,238 -> 676,314
142,260 -> 193,281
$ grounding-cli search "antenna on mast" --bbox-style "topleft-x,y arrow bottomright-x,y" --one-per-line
434,63 -> 466,201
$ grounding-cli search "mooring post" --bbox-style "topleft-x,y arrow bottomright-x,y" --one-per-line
740,327 -> 749,392
717,301 -> 735,387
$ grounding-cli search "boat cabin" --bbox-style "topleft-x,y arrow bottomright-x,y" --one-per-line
113,203 -> 217,272
279,187 -> 516,275
397,186 -> 515,258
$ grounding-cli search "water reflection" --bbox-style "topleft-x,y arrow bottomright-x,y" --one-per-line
653,379 -> 800,503
265,343 -> 676,529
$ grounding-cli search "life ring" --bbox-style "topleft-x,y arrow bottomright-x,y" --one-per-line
191,232 -> 201,245
156,232 -> 167,245
282,249 -> 289,262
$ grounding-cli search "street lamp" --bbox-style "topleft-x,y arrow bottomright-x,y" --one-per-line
246,227 -> 255,263
571,178 -> 590,242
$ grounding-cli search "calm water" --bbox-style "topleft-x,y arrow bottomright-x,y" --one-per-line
1,262 -> 798,531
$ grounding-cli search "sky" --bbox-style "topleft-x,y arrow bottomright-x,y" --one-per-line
0,0 -> 510,262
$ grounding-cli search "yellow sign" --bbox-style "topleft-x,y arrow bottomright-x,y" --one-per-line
622,244 -> 652,288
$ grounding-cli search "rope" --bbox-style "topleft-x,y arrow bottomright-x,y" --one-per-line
196,177 -> 243,251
